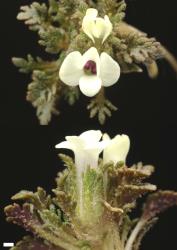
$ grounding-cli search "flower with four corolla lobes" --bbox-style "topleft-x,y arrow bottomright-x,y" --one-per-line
59,47 -> 120,97
82,8 -> 113,44
55,130 -> 106,170
103,134 -> 130,165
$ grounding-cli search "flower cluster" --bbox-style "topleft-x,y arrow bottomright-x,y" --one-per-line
55,130 -> 130,171
59,8 -> 121,97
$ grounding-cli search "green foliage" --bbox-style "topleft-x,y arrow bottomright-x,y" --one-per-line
12,55 -> 48,73
13,0 -> 167,125
5,188 -> 83,250
105,164 -> 157,212
4,156 -> 177,249
39,27 -> 66,54
27,69 -> 59,125
113,24 -> 163,74
97,0 -> 126,19
11,187 -> 52,209
59,153 -> 75,170
63,86 -> 79,106
53,155 -> 77,218
11,236 -> 61,250
87,90 -> 117,124
17,3 -> 48,31
13,55 -> 61,125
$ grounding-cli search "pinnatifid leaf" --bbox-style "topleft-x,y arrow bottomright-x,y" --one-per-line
11,236 -> 61,250
142,190 -> 177,220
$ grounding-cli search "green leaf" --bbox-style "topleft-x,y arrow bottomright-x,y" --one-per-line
87,97 -> 117,125
27,69 -> 59,125
11,236 -> 61,250
17,3 -> 48,31
39,27 -> 66,53
59,154 -> 75,170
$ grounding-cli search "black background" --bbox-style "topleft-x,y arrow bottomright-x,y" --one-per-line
1,0 -> 177,249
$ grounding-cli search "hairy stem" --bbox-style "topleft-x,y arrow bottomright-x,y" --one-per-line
34,225 -> 80,250
102,224 -> 123,250
96,87 -> 105,105
124,220 -> 145,250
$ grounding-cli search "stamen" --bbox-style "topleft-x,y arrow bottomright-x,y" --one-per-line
84,60 -> 97,75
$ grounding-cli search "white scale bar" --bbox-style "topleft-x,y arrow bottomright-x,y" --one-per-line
3,243 -> 14,247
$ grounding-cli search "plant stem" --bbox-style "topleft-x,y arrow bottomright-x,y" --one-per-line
102,224 -> 123,250
96,87 -> 105,105
124,220 -> 145,250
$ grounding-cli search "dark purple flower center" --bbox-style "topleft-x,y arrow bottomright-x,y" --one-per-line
84,60 -> 97,75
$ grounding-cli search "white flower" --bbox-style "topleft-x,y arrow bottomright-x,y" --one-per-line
82,8 -> 113,43
59,47 -> 120,97
56,130 -> 107,218
55,130 -> 105,170
103,134 -> 130,165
